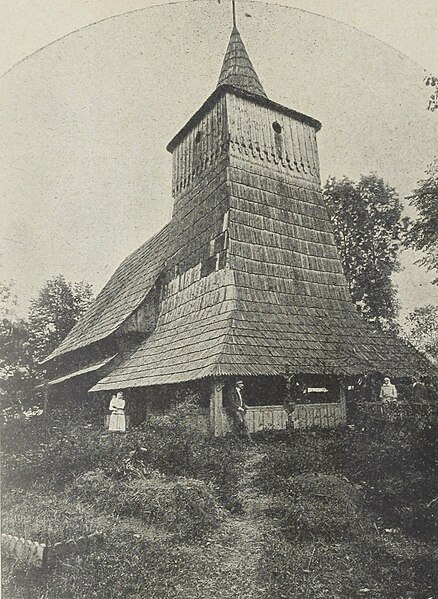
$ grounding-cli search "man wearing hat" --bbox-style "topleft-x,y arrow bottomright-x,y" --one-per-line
227,379 -> 252,440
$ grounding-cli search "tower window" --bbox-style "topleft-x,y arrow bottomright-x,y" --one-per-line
195,131 -> 202,144
272,121 -> 282,134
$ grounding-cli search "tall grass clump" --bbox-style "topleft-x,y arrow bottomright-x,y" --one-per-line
2,399 -> 242,511
272,473 -> 362,542
70,469 -> 225,539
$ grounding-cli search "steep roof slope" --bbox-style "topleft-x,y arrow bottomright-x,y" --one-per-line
42,223 -> 170,363
217,27 -> 267,98
91,269 -> 239,390
90,168 -> 431,392
212,163 -> 430,378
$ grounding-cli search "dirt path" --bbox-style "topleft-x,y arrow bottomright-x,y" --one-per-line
191,446 -> 271,599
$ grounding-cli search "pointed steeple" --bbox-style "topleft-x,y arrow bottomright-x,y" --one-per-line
217,26 -> 268,98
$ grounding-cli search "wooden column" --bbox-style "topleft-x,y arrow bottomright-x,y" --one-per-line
339,377 -> 347,423
43,380 -> 49,416
209,379 -> 225,437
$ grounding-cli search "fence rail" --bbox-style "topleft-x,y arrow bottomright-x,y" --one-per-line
1,534 -> 48,569
1,531 -> 102,570
293,402 -> 346,429
222,401 -> 346,433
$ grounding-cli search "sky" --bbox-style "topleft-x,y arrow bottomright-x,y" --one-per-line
1,0 -> 437,321
1,0 -> 438,76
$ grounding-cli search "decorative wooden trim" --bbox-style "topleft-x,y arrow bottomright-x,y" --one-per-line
167,85 -> 321,153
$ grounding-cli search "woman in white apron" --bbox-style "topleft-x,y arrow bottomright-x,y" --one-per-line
108,391 -> 126,432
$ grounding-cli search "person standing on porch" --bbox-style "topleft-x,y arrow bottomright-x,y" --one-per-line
380,377 -> 398,403
284,377 -> 304,428
379,377 -> 398,421
228,380 -> 252,441
108,391 -> 126,432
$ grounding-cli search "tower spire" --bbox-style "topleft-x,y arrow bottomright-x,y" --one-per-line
217,20 -> 267,98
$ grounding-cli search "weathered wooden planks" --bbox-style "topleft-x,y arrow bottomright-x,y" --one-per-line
1,531 -> 103,570
218,403 -> 346,434
1,534 -> 48,570
294,403 -> 346,429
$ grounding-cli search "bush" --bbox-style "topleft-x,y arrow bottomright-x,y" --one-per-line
1,401 -> 242,511
1,490 -> 97,545
272,473 -> 362,542
1,416 -> 117,489
70,469 -> 225,540
255,429 -> 352,494
343,425 -> 438,538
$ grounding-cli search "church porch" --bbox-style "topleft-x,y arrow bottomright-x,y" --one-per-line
209,375 -> 347,436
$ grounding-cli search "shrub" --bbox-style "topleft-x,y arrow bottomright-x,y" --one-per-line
70,469 -> 225,539
255,429 -> 352,494
272,473 -> 362,542
343,425 -> 438,538
1,401 -> 242,511
1,416 -> 116,489
1,490 -> 97,545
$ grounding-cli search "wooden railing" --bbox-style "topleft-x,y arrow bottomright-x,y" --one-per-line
293,402 -> 346,429
222,402 -> 346,434
244,405 -> 289,433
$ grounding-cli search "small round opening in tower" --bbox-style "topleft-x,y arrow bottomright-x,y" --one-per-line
272,121 -> 282,134
195,131 -> 202,144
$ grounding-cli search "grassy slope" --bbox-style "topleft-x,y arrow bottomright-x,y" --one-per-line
2,414 -> 438,599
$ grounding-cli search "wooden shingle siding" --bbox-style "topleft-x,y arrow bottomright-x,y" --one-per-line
53,48 -> 431,391
172,96 -> 228,206
217,28 -> 267,99
227,94 -> 320,182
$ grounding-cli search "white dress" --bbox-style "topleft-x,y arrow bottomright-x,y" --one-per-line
108,395 -> 126,432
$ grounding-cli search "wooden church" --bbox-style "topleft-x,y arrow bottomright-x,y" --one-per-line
42,19 -> 431,434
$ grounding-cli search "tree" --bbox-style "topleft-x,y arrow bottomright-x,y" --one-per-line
0,281 -> 37,418
323,174 -> 403,331
403,160 -> 438,283
425,75 -> 438,112
403,304 -> 438,363
28,275 -> 93,363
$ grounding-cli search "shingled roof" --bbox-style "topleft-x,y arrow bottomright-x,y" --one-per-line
90,167 -> 431,392
47,23 -> 432,393
217,26 -> 267,98
42,224 -> 170,363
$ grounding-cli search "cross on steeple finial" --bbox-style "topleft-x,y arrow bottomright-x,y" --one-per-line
216,12 -> 268,98
232,0 -> 237,28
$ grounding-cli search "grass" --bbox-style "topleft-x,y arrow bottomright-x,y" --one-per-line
2,410 -> 438,598
70,469 -> 225,539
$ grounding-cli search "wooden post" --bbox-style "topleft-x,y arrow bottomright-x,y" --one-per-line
369,374 -> 378,402
43,380 -> 49,416
339,377 -> 347,423
210,379 -> 224,437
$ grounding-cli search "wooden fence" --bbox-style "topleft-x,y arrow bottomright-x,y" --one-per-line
1,534 -> 48,569
293,402 -> 346,429
221,402 -> 346,434
1,531 -> 102,570
244,405 -> 289,433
